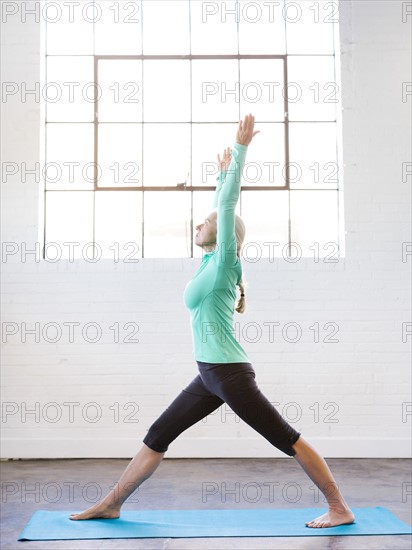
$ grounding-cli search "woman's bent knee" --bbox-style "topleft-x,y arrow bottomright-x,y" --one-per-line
143,434 -> 168,454
143,441 -> 166,455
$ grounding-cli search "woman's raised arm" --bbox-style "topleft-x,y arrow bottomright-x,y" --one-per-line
213,147 -> 232,209
215,115 -> 259,267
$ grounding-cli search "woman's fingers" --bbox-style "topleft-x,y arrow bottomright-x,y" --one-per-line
242,114 -> 253,135
241,116 -> 247,135
235,114 -> 259,146
247,114 -> 254,134
218,147 -> 233,170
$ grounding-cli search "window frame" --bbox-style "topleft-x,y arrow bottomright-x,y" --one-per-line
40,1 -> 344,260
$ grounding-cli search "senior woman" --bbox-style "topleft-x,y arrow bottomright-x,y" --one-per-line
70,114 -> 354,529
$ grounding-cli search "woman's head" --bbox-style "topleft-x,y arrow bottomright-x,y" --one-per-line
195,209 -> 246,256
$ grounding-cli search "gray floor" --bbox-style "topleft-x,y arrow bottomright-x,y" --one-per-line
1,457 -> 411,549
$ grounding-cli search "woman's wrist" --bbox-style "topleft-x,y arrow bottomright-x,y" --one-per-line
234,142 -> 248,150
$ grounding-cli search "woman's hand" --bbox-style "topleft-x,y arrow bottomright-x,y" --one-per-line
236,114 -> 260,147
217,147 -> 232,172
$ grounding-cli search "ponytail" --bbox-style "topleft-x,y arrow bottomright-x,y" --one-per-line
234,214 -> 247,314
235,278 -> 246,314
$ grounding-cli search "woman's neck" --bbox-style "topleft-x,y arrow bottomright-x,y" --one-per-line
202,244 -> 216,253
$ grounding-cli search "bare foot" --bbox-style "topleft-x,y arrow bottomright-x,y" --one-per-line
69,502 -> 120,521
306,507 -> 355,528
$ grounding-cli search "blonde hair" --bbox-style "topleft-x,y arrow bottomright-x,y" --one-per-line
234,215 -> 247,314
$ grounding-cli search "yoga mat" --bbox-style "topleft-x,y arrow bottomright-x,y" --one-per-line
18,506 -> 412,541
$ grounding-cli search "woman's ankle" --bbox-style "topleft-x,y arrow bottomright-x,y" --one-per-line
101,491 -> 123,510
327,498 -> 351,512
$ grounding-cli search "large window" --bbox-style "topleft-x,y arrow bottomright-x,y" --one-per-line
41,0 -> 343,260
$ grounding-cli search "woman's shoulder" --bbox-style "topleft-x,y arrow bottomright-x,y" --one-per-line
212,254 -> 242,272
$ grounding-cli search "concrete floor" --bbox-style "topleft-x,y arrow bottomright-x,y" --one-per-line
1,457 -> 411,550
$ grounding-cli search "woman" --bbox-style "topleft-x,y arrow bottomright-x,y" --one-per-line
70,114 -> 355,528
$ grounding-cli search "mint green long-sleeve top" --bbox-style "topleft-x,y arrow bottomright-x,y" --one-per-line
183,142 -> 251,364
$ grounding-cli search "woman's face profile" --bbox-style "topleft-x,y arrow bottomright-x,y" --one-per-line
194,211 -> 217,248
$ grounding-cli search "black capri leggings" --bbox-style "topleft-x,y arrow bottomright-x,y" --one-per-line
143,361 -> 301,457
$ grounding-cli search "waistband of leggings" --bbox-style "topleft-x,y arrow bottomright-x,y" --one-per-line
196,360 -> 253,369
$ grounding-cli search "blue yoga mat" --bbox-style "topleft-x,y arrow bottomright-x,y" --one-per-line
18,507 -> 412,541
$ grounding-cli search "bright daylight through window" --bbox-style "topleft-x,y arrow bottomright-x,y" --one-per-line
42,0 -> 343,260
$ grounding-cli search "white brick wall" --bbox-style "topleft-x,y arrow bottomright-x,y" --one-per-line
1,1 -> 411,458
